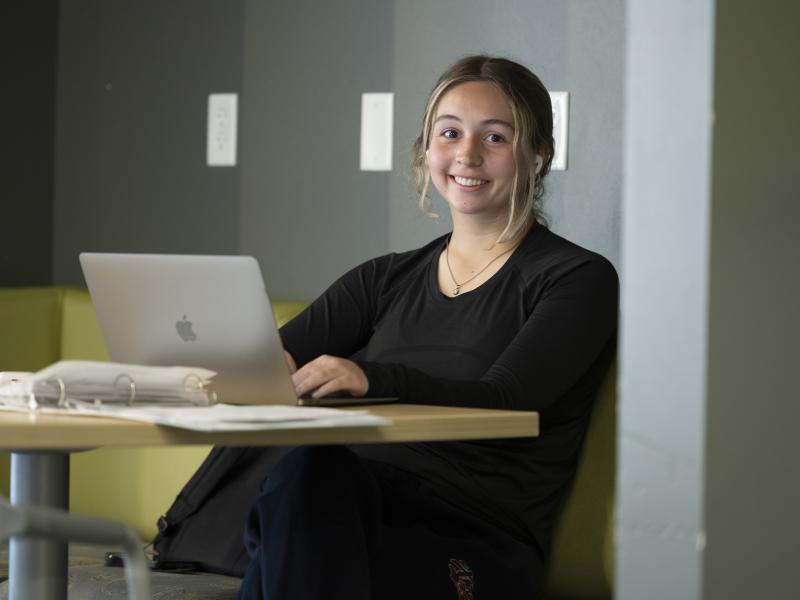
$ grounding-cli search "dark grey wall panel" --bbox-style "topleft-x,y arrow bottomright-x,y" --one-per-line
0,1 -> 58,285
238,0 -> 394,300
52,0 -> 245,285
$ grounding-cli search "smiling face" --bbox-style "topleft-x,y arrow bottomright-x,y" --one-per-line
426,81 -> 517,222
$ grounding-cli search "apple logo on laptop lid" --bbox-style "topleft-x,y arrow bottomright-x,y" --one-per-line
176,315 -> 197,342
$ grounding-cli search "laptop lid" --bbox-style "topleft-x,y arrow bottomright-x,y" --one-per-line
79,253 -> 297,406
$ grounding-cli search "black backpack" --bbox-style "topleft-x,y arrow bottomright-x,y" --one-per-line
150,445 -> 292,576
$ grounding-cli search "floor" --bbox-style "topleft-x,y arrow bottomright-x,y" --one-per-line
0,542 -> 241,599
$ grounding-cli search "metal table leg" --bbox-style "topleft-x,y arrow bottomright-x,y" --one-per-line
9,451 -> 70,600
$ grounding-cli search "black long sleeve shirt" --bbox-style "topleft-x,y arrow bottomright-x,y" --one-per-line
280,223 -> 618,555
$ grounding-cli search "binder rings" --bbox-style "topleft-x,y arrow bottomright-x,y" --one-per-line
0,360 -> 217,410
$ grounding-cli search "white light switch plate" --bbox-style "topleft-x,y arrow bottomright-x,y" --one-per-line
360,93 -> 393,171
207,93 -> 238,167
549,91 -> 569,171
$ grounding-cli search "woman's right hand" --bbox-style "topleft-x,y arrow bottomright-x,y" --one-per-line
291,355 -> 369,399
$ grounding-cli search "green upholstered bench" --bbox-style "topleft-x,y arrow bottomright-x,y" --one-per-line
0,287 -> 614,599
542,365 -> 615,599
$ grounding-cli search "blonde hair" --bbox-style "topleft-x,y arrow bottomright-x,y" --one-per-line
412,55 -> 555,242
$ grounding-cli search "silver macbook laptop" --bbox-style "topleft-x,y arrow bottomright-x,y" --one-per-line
79,253 -> 395,407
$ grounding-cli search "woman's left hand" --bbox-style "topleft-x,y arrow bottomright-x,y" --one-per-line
292,355 -> 369,398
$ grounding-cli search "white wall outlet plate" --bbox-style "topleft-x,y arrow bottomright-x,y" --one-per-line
549,91 -> 569,171
207,93 -> 238,167
360,93 -> 393,171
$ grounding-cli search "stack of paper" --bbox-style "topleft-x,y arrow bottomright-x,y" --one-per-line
67,403 -> 390,431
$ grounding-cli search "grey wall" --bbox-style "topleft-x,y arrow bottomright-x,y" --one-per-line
703,1 -> 800,598
1,1 -> 58,286
389,0 -> 624,269
50,0 -> 623,299
52,0 -> 245,285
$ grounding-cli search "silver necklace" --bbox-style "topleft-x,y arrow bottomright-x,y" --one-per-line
444,236 -> 516,296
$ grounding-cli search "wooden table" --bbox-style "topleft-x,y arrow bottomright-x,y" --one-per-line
1,404 -> 538,600
0,403 -> 538,447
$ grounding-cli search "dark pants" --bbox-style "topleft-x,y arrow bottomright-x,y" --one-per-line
237,445 -> 543,600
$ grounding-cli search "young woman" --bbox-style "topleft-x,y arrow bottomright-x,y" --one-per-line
238,55 -> 618,600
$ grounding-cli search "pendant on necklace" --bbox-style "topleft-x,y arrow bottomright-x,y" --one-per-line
453,286 -> 461,296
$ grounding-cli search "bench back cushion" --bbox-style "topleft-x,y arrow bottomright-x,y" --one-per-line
541,365 -> 616,599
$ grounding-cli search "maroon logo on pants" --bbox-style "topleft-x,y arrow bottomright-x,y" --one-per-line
449,558 -> 474,600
